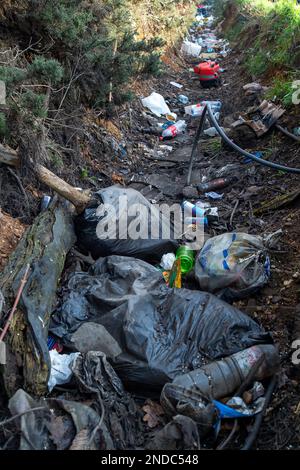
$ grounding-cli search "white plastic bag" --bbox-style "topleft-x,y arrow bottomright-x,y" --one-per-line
141,92 -> 171,117
48,349 -> 79,392
181,40 -> 202,57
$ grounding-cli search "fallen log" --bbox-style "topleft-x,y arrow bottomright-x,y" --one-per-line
253,189 -> 300,215
0,143 -> 20,167
0,197 -> 76,396
0,143 -> 91,212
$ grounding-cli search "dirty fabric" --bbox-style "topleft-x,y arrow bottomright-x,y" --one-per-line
75,186 -> 179,262
51,255 -> 272,391
72,351 -> 145,449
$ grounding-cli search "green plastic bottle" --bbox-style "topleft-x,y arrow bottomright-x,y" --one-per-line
176,246 -> 195,274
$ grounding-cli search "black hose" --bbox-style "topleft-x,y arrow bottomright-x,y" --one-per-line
206,105 -> 300,174
275,124 -> 300,143
241,374 -> 277,450
187,105 -> 208,185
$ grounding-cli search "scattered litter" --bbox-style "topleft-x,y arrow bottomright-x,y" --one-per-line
141,92 -> 171,117
195,231 -> 282,300
176,245 -> 195,274
165,112 -> 177,122
198,176 -> 236,193
161,120 -> 187,140
178,94 -> 189,105
205,191 -> 224,200
170,81 -> 183,89
181,40 -> 202,57
293,127 -> 300,137
75,186 -> 179,262
165,344 -> 279,401
40,195 -> 51,212
214,396 -> 265,418
194,61 -> 221,88
48,349 -> 79,392
50,255 -> 273,390
203,126 -> 220,137
185,100 -> 221,117
243,82 -> 268,96
160,252 -> 176,271
243,151 -> 262,164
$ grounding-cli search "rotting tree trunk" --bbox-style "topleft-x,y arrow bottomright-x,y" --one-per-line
0,197 -> 76,396
0,143 -> 91,212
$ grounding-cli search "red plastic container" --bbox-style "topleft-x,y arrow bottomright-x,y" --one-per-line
194,61 -> 220,87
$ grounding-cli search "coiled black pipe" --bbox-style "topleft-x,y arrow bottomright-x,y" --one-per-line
187,104 -> 300,184
206,105 -> 300,174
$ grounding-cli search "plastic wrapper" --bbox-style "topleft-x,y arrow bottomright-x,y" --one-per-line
141,92 -> 171,117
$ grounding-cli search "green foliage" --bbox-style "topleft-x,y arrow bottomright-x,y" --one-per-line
30,0 -> 95,45
0,66 -> 27,90
80,167 -> 89,179
49,149 -> 64,168
28,56 -> 64,85
20,91 -> 47,118
218,0 -> 300,106
24,0 -> 193,107
0,112 -> 7,137
266,76 -> 295,107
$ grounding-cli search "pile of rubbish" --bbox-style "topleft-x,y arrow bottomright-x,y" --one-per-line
0,1 -> 284,451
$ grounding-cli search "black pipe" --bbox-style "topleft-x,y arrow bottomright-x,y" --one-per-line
206,105 -> 300,174
275,124 -> 300,143
241,374 -> 277,450
187,105 -> 208,185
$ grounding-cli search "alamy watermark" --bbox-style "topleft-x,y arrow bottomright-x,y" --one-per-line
291,339 -> 300,365
95,196 -> 206,250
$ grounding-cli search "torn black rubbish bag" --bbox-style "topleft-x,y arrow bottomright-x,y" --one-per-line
50,255 -> 273,391
75,186 -> 179,262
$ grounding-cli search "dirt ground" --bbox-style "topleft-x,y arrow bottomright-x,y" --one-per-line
1,12 -> 300,451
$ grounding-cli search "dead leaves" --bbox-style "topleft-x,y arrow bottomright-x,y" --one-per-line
142,400 -> 164,429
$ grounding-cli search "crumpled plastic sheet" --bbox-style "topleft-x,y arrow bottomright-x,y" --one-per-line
50,255 -> 273,392
48,350 -> 79,392
141,92 -> 171,117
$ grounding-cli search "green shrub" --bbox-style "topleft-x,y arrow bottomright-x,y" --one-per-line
0,66 -> 27,90
20,91 -> 47,118
28,57 -> 64,85
266,76 -> 295,107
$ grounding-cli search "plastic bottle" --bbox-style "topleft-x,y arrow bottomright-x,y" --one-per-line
176,245 -> 195,274
178,95 -> 189,105
197,177 -> 237,193
185,101 -> 221,117
160,120 -> 187,140
173,344 -> 280,400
